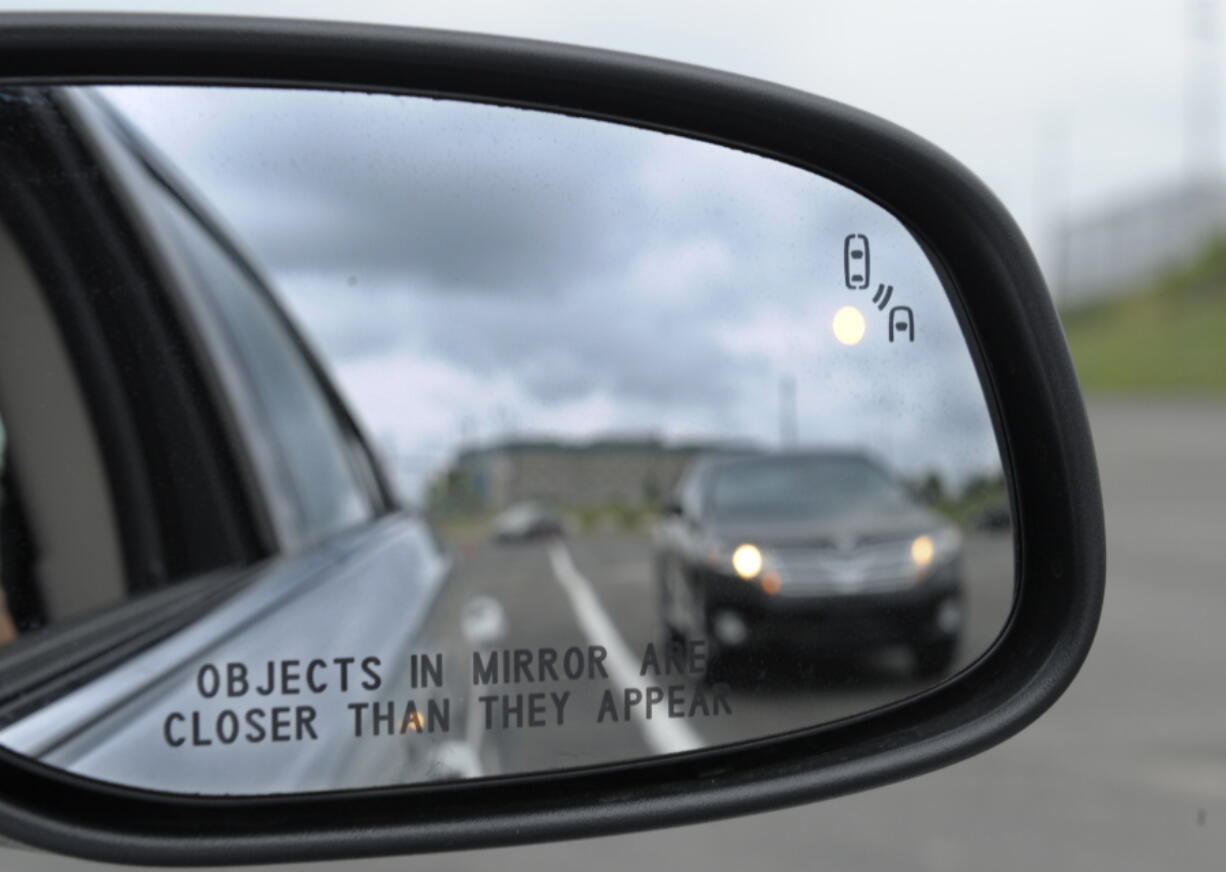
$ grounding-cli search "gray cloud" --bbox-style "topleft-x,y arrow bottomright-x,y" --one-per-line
100,85 -> 1002,490
106,88 -> 835,306
110,89 -> 650,294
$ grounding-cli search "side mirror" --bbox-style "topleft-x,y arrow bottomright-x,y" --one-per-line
0,13 -> 1103,866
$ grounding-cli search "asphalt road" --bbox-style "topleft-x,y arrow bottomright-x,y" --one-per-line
4,399 -> 1223,870
397,398 -> 1218,872
364,512 -> 1011,782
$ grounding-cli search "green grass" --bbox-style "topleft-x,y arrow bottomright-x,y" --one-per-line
1062,239 -> 1226,394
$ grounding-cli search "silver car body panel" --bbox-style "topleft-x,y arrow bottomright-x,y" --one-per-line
0,515 -> 448,794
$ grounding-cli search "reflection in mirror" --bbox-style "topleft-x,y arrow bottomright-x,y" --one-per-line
0,85 -> 1011,795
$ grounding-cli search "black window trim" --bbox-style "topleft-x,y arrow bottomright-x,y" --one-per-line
0,564 -> 255,729
0,85 -> 277,725
0,85 -> 266,588
84,90 -> 399,524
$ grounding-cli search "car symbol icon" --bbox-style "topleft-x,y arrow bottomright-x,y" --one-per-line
843,233 -> 870,289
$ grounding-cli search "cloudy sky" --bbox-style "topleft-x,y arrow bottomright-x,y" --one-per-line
101,86 -> 998,496
5,0 -> 1214,275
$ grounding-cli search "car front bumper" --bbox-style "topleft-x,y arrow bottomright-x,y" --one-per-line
693,561 -> 963,652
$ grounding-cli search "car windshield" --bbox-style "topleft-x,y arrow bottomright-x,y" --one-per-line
706,456 -> 909,520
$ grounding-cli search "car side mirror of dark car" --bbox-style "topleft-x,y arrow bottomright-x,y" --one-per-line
0,13 -> 1103,867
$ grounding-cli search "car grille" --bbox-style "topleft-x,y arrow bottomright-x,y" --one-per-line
769,539 -> 917,595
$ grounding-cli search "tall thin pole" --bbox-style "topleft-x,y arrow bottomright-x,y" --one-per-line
778,374 -> 797,449
1187,0 -> 1220,183
1039,111 -> 1070,306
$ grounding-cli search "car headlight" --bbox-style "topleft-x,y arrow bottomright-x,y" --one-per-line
911,526 -> 962,572
699,538 -> 777,587
731,543 -> 763,579
698,537 -> 751,573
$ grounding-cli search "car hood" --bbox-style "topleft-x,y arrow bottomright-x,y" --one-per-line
705,503 -> 946,550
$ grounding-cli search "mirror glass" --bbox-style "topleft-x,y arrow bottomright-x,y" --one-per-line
0,85 -> 1012,795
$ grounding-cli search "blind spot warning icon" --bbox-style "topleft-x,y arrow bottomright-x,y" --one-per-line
888,306 -> 915,342
843,233 -> 870,289
872,283 -> 894,310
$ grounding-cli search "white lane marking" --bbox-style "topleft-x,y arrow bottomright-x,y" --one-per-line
547,541 -> 704,756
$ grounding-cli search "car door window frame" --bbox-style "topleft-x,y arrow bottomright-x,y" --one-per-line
65,89 -> 394,554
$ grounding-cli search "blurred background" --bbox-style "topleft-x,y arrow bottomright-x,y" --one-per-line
2,0 -> 1225,869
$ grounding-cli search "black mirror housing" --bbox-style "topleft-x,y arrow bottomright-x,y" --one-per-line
0,13 -> 1104,866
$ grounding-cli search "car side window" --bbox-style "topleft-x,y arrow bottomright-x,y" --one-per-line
154,190 -> 374,547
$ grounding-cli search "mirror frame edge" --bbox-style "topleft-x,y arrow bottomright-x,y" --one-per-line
0,13 -> 1105,866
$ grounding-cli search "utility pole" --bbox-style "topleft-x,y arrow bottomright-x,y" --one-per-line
1038,111 -> 1070,306
459,414 -> 477,449
1187,0 -> 1221,184
1184,0 -> 1224,263
778,374 -> 797,449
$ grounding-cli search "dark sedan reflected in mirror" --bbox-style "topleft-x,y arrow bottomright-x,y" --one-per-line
0,84 -> 1012,797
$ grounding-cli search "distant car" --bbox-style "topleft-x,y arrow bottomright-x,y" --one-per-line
654,451 -> 964,678
491,502 -> 564,542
